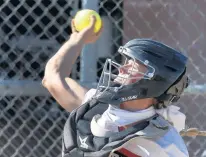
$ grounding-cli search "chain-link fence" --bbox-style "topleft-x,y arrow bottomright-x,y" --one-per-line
0,0 -> 206,157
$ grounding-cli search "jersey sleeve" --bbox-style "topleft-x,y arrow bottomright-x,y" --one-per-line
82,88 -> 97,104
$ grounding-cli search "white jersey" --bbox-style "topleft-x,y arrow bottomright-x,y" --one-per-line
83,89 -> 189,157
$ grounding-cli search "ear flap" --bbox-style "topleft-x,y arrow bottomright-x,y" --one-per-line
154,74 -> 190,109
168,75 -> 190,97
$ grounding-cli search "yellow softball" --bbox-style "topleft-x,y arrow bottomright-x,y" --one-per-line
74,9 -> 102,33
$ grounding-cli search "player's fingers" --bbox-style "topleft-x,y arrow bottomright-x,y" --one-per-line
71,19 -> 77,33
88,15 -> 96,30
81,15 -> 96,33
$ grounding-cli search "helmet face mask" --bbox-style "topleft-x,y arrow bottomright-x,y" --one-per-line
94,47 -> 155,99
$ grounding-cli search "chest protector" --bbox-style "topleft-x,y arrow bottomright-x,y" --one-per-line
62,99 -> 170,157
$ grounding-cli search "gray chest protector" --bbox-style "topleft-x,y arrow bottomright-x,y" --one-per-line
62,99 -> 169,157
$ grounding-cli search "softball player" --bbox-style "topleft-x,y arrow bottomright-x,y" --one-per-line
43,16 -> 189,157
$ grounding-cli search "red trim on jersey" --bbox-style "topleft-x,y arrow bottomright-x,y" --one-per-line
118,126 -> 125,131
117,148 -> 142,157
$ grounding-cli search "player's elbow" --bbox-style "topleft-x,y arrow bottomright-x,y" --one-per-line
42,62 -> 59,88
42,75 -> 53,90
42,77 -> 48,88
42,74 -> 60,94
42,75 -> 57,96
42,76 -> 82,112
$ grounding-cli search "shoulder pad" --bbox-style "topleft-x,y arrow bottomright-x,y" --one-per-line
136,116 -> 169,139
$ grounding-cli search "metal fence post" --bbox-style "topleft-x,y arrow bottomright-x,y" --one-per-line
80,0 -> 99,86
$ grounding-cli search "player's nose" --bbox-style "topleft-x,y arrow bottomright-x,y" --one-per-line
119,64 -> 132,74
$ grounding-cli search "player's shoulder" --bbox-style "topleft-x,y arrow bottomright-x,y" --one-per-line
110,128 -> 189,157
156,125 -> 189,157
110,136 -> 171,157
110,116 -> 189,157
135,116 -> 189,157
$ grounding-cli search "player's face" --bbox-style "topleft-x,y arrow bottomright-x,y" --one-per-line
114,59 -> 147,85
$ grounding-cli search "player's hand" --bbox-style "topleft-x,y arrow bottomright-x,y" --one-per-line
70,15 -> 103,44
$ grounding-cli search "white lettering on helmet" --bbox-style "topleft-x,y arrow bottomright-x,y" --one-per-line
121,95 -> 138,101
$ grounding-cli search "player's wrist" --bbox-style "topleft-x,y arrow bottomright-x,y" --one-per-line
67,35 -> 85,47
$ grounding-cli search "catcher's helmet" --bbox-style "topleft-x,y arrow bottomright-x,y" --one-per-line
94,39 -> 189,107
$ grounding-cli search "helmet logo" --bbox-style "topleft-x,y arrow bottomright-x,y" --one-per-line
121,95 -> 138,101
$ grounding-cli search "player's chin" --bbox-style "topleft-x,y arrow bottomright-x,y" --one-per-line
113,78 -> 123,84
114,78 -> 131,85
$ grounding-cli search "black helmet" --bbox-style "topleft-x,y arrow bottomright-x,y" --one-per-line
94,39 -> 189,107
